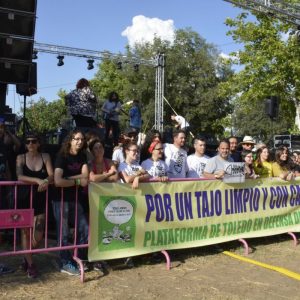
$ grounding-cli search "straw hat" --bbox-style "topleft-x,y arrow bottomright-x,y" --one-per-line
240,136 -> 256,145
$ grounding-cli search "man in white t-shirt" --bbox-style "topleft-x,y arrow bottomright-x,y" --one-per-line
164,129 -> 188,179
203,139 -> 233,180
187,137 -> 210,178
171,115 -> 190,130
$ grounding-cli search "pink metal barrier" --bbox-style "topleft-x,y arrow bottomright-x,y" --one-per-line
1,178 -> 298,281
0,181 -> 88,283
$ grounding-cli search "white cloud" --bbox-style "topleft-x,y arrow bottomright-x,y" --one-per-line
122,15 -> 175,47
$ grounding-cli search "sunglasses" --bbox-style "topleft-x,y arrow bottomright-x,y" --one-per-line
26,139 -> 38,145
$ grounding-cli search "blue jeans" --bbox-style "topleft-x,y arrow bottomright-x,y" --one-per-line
52,200 -> 88,265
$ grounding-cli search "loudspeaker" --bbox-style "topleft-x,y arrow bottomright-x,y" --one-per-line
0,11 -> 36,38
16,62 -> 37,96
0,60 -> 32,84
0,0 -> 37,13
0,36 -> 33,61
265,96 -> 279,119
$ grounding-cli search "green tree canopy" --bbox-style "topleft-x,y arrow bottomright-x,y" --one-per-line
220,5 -> 300,142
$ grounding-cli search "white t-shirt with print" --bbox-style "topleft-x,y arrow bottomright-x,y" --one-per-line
118,161 -> 142,176
141,159 -> 168,178
164,143 -> 188,179
187,154 -> 210,178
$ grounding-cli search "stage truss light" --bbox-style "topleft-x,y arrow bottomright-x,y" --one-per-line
87,59 -> 94,70
57,55 -> 64,66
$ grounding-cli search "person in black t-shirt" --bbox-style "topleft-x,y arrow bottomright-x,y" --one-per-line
53,129 -> 89,276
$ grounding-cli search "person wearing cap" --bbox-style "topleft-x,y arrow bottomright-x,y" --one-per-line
240,136 -> 256,151
112,128 -> 139,166
164,129 -> 188,179
203,139 -> 233,180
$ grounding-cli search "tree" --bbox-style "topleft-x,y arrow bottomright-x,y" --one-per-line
92,28 -> 233,136
22,96 -> 68,134
219,7 -> 300,141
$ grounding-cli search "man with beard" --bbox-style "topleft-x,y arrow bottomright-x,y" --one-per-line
164,129 -> 188,179
203,139 -> 233,180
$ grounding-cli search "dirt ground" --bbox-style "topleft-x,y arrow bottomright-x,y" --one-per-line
1,234 -> 300,300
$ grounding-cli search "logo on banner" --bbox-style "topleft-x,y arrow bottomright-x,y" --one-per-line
98,196 -> 136,251
224,162 -> 245,183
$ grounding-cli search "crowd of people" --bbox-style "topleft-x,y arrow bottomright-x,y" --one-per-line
1,81 -> 300,279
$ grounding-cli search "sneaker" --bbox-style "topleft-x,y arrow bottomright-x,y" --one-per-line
124,257 -> 134,268
60,262 -> 80,276
27,264 -> 38,278
0,264 -> 14,275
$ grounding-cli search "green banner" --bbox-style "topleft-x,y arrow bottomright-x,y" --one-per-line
88,178 -> 300,261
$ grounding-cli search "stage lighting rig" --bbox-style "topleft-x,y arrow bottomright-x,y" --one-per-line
87,59 -> 94,70
57,55 -> 64,66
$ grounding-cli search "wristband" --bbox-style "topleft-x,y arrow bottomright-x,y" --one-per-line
43,178 -> 49,183
75,178 -> 81,186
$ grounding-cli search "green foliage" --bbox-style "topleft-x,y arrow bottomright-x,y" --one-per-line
220,6 -> 300,141
23,97 -> 67,134
92,28 -> 233,136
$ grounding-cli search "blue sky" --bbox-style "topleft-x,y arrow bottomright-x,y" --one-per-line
6,0 -> 246,114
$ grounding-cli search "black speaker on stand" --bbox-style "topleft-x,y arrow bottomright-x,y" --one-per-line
265,96 -> 279,120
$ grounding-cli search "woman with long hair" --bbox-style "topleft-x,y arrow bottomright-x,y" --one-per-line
16,133 -> 54,278
253,146 -> 273,178
272,146 -> 294,181
53,129 -> 89,276
241,150 -> 259,179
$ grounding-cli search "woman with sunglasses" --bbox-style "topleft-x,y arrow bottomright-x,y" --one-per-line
16,133 -> 54,278
53,129 -> 89,276
254,146 -> 273,178
141,141 -> 168,182
241,150 -> 259,179
118,141 -> 149,189
272,146 -> 294,181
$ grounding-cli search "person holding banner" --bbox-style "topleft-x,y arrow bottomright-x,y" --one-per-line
164,129 -> 188,179
118,141 -> 150,189
203,139 -> 233,180
241,150 -> 259,179
254,146 -> 273,178
187,136 -> 210,178
89,139 -> 118,183
16,133 -> 54,278
53,129 -> 89,276
272,146 -> 294,181
141,141 -> 168,182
